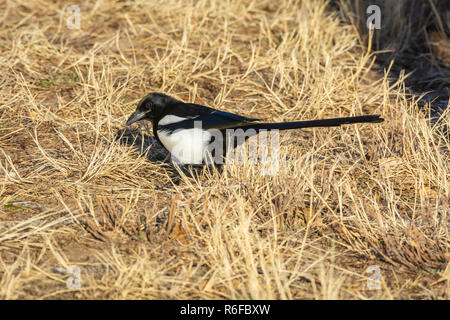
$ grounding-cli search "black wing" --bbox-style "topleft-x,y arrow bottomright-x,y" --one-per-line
161,103 -> 260,131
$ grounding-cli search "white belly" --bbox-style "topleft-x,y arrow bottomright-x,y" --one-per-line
157,129 -> 212,165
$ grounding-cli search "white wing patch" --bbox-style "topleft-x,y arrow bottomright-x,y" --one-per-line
158,115 -> 192,126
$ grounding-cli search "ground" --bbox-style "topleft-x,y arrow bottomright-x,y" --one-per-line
0,0 -> 449,299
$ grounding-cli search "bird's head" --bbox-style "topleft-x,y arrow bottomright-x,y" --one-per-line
126,92 -> 175,126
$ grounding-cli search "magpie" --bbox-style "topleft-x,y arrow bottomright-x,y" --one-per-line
125,93 -> 383,165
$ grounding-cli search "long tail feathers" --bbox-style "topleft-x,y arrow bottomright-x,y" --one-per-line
244,115 -> 383,131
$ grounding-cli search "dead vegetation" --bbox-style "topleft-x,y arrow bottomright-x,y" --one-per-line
0,0 -> 449,299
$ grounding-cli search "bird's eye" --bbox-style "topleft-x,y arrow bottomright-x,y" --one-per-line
145,101 -> 153,111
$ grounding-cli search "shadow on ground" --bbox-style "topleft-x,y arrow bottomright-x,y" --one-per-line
115,127 -> 170,163
332,0 -> 449,122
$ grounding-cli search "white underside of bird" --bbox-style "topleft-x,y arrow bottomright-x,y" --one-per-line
157,115 -> 212,165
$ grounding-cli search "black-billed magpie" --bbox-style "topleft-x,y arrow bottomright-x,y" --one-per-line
126,93 -> 383,165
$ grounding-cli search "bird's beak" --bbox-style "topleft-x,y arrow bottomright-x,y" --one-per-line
126,111 -> 146,126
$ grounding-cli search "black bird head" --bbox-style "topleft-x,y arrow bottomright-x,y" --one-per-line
126,92 -> 176,126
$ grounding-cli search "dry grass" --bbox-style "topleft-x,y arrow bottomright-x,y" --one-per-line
0,0 -> 449,299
